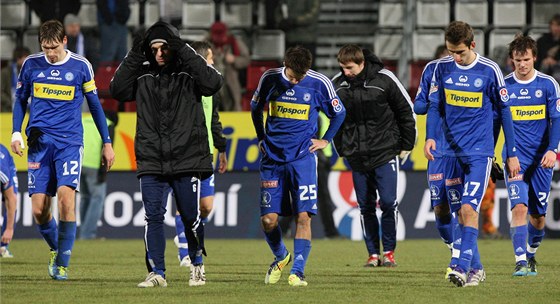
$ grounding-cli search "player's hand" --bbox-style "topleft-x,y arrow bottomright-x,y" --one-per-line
131,33 -> 145,56
309,138 -> 329,153
399,150 -> 411,165
423,139 -> 436,161
218,152 -> 227,174
506,156 -> 521,178
1,229 -> 13,244
102,143 -> 115,171
540,150 -> 557,169
11,132 -> 24,156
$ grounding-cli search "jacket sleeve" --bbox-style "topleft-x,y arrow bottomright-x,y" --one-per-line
177,44 -> 224,97
109,51 -> 145,103
211,96 -> 227,153
387,75 -> 417,151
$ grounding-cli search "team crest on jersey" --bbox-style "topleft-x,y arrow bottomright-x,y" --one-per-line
447,189 -> 461,204
251,91 -> 259,104
445,177 -> 462,186
261,191 -> 271,207
474,78 -> 483,88
16,81 -> 22,89
28,162 -> 40,169
509,184 -> 520,199
428,173 -> 443,181
429,83 -> 438,94
430,185 -> 440,198
535,90 -> 543,98
303,93 -> 311,101
28,172 -> 36,188
331,98 -> 343,113
500,88 -> 509,102
65,72 -> 74,81
261,180 -> 278,188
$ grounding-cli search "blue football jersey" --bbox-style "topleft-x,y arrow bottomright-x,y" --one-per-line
0,144 -> 18,194
251,67 -> 345,162
414,58 -> 446,158
15,51 -> 98,146
427,54 -> 514,157
502,71 -> 560,163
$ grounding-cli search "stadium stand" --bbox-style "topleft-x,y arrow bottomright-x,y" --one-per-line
182,0 -> 215,29
416,0 -> 450,28
493,0 -> 526,28
0,30 -> 17,60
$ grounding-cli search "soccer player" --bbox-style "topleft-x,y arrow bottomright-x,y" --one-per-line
11,20 -> 115,280
503,34 -> 560,276
251,46 -> 346,287
425,21 -> 520,287
332,45 -> 416,267
0,144 -> 18,258
172,41 -> 228,282
110,21 -> 223,288
414,48 -> 459,275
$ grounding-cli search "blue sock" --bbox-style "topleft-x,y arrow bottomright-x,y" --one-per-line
457,226 -> 478,273
290,238 -> 311,275
56,221 -> 76,267
435,212 -> 454,245
527,222 -> 544,258
470,239 -> 482,270
193,249 -> 204,265
450,222 -> 462,267
175,215 -> 189,260
37,218 -> 59,251
510,225 -> 528,265
264,225 -> 287,261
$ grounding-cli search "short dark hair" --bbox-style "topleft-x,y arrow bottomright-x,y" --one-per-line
508,33 -> 537,59
13,46 -> 31,60
39,19 -> 65,45
191,41 -> 212,59
445,21 -> 474,47
550,14 -> 560,25
284,46 -> 312,77
337,44 -> 365,65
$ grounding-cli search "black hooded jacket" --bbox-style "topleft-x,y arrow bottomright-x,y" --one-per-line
110,22 -> 224,178
332,49 -> 416,171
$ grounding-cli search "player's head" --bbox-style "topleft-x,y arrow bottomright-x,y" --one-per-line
39,20 -> 67,64
445,21 -> 476,66
191,40 -> 214,64
283,46 -> 312,84
337,44 -> 365,78
146,23 -> 177,67
508,33 -> 537,79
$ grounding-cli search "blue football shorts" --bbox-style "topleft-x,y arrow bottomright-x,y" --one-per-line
200,174 -> 215,199
444,155 -> 491,213
505,161 -> 552,216
259,152 -> 318,217
27,135 -> 82,196
427,157 -> 447,208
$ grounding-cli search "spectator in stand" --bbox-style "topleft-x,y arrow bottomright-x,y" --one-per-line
273,0 -> 320,67
208,21 -> 250,111
536,14 -> 560,73
1,47 -> 30,112
97,0 -> 130,64
64,14 -> 99,71
30,0 -> 81,23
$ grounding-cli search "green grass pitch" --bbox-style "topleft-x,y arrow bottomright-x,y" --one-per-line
1,238 -> 559,303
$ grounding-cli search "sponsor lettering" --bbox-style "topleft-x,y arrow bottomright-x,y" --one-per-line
444,89 -> 482,108
33,83 -> 75,101
428,173 -> 443,181
445,177 -> 462,186
508,174 -> 523,182
269,101 -> 310,120
261,180 -> 278,188
510,105 -> 546,121
28,162 -> 40,169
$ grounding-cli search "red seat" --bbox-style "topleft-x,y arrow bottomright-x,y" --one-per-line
95,63 -> 119,98
246,60 -> 280,92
